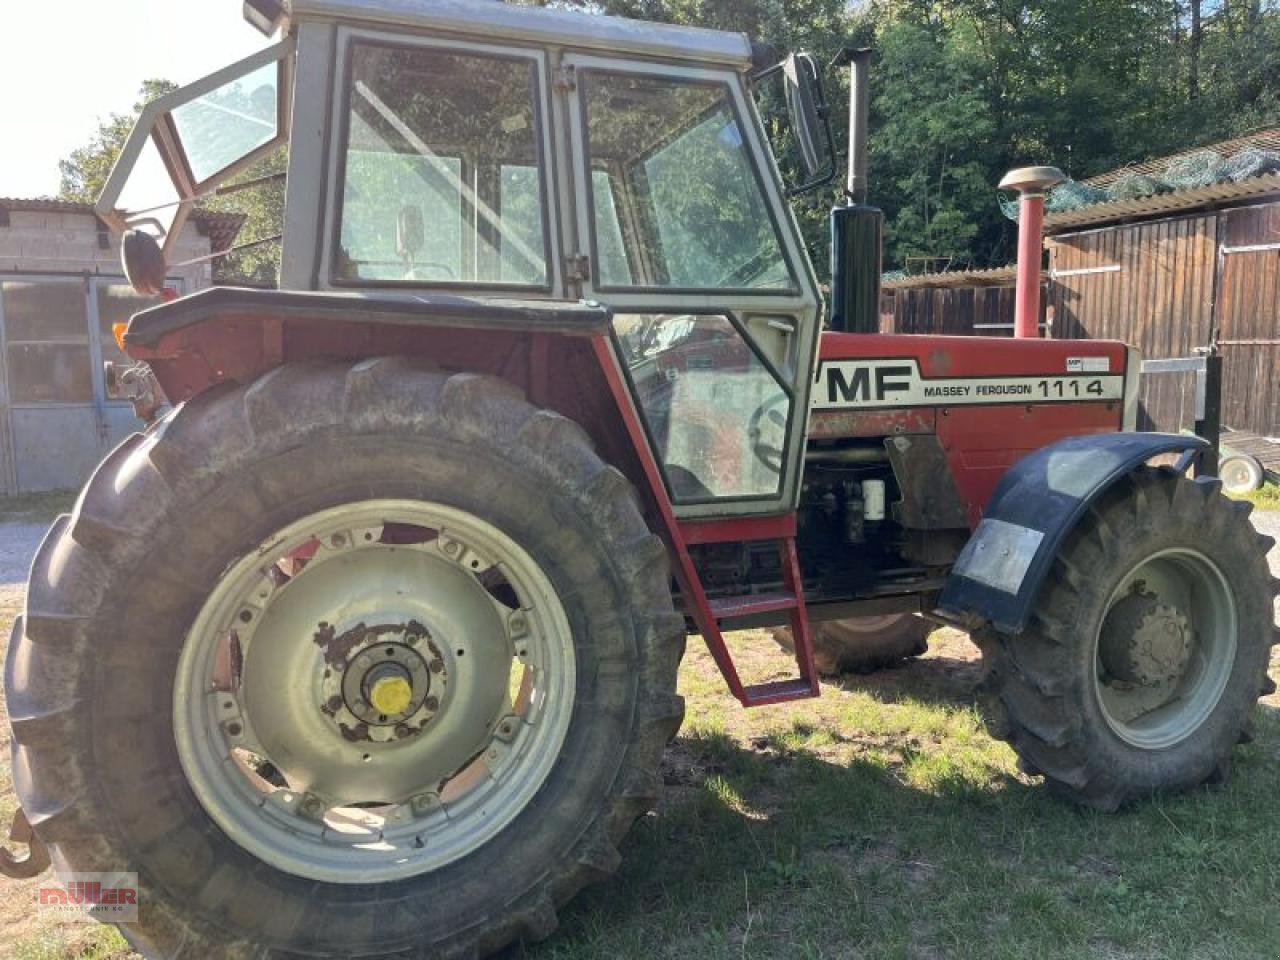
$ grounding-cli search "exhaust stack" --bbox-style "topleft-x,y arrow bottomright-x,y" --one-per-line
998,165 -> 1065,339
845,49 -> 872,204
829,48 -> 882,335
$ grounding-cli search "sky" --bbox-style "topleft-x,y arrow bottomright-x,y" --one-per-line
1,1 -> 271,199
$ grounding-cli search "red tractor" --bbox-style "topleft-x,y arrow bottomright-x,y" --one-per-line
3,1 -> 1274,957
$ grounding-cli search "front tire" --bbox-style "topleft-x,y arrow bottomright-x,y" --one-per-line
771,614 -> 932,675
977,467 -> 1278,810
7,360 -> 685,958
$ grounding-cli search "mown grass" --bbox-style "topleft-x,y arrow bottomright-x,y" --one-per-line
0,615 -> 1277,958
0,490 -> 77,524
1232,481 -> 1280,511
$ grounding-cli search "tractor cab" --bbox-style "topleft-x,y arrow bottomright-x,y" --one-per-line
98,0 -> 832,520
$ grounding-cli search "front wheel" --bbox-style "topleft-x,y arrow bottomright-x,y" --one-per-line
771,614 -> 932,675
7,360 -> 685,958
977,466 -> 1278,810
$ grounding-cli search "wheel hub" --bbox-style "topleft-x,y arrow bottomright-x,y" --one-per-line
1099,591 -> 1194,686
175,500 -> 577,883
316,621 -> 445,743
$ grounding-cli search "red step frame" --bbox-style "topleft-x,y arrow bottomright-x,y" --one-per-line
592,336 -> 818,706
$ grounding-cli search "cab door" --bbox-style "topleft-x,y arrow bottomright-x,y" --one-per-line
559,54 -> 821,519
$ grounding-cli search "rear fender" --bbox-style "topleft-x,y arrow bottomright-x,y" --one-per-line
938,432 -> 1209,634
122,286 -> 611,400
121,286 -> 674,527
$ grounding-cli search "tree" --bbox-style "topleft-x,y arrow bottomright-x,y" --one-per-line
58,79 -> 177,202
58,79 -> 285,285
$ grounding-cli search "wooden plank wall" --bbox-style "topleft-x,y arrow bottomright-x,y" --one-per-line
1216,203 -> 1280,436
884,198 -> 1278,436
884,283 -> 1034,335
1047,213 -> 1217,432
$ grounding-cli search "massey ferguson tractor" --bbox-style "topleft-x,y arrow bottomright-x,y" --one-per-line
3,0 -> 1276,957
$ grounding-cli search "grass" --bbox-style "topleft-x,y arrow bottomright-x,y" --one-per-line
1231,481 -> 1280,511
0,490 -> 77,524
0,598 -> 1277,958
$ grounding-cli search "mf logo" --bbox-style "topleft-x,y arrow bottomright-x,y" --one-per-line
821,363 -> 914,405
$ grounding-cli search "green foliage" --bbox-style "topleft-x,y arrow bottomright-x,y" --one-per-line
60,1 -> 1280,281
57,79 -> 177,202
578,0 -> 1280,273
57,78 -> 285,286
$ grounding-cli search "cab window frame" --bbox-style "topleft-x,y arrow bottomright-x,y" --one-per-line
577,66 -> 800,297
609,309 -> 797,505
325,31 -> 557,294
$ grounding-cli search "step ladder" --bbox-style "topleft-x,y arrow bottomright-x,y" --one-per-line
676,516 -> 819,707
591,336 -> 819,707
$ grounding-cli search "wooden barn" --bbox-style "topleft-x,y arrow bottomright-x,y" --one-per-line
884,130 -> 1280,447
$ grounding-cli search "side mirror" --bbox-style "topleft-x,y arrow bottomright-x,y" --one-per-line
121,229 -> 167,296
754,53 -> 836,196
783,54 -> 825,179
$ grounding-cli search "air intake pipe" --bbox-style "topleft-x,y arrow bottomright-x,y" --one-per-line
828,48 -> 883,335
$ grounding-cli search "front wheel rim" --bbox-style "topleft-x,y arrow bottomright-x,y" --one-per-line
173,499 -> 576,884
1092,547 -> 1237,750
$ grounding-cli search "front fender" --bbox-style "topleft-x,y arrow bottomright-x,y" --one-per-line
938,432 -> 1208,634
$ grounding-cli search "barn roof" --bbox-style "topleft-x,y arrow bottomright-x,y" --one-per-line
1043,173 -> 1280,233
1042,128 -> 1280,233
0,197 -> 246,254
882,265 -> 1017,290
1082,129 -> 1280,189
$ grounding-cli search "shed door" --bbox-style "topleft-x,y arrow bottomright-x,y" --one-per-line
1,278 -> 103,493
0,278 -> 167,494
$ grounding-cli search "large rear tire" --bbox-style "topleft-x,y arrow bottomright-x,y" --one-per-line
771,614 -> 931,675
6,360 -> 685,958
976,466 -> 1278,811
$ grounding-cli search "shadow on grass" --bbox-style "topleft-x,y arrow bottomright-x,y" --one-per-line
513,704 -> 1280,960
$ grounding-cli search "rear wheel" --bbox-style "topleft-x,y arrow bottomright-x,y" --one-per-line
771,614 -> 931,675
977,467 -> 1278,810
7,360 -> 685,958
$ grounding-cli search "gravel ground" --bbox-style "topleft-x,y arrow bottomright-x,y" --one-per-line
0,522 -> 50,591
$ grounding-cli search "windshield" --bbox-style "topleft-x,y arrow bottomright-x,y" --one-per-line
581,71 -> 794,292
95,41 -> 291,254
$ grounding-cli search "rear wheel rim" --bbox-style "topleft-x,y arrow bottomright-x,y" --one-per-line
173,499 -> 576,883
1092,547 -> 1236,750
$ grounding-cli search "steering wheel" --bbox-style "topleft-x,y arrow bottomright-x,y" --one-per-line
747,396 -> 788,475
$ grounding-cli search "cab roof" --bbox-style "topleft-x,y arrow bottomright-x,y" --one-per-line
286,0 -> 753,68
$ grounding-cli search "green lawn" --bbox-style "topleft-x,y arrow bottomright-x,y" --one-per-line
1232,481 -> 1280,512
1,617 -> 1277,959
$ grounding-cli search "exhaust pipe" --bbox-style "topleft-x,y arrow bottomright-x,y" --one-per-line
998,166 -> 1065,339
845,48 -> 872,204
829,48 -> 882,335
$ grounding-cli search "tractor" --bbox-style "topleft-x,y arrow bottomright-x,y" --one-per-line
3,0 -> 1276,957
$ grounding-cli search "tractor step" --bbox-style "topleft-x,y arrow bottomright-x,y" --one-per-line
707,591 -> 798,620
742,678 -> 818,706
676,520 -> 818,707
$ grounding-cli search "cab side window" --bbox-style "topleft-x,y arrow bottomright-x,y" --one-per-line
335,43 -> 549,288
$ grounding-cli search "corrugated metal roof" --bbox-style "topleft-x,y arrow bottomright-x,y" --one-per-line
882,265 -> 1017,290
1084,128 -> 1280,188
0,197 -> 246,253
1043,173 -> 1280,232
